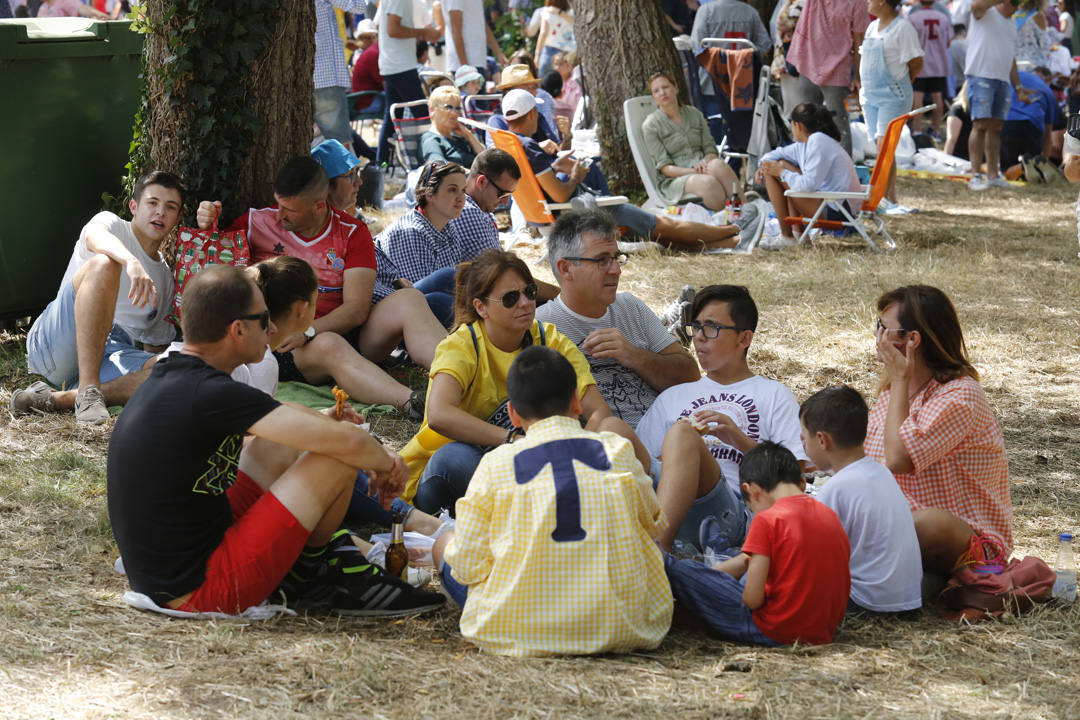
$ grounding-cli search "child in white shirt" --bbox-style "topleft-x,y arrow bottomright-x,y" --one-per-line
799,385 -> 923,613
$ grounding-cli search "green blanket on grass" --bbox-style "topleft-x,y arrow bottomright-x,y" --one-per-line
107,380 -> 394,417
273,380 -> 396,416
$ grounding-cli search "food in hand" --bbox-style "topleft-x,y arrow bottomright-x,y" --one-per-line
332,385 -> 349,419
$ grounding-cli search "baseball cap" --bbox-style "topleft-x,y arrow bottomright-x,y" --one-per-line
311,139 -> 362,179
502,88 -> 543,120
454,64 -> 484,88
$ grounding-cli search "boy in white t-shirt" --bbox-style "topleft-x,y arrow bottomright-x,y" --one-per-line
10,171 -> 185,424
636,285 -> 809,552
799,385 -> 922,614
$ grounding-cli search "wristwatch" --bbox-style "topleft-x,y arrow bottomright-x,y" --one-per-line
303,325 -> 316,343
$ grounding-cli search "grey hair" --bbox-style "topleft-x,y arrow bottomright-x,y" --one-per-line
547,209 -> 618,278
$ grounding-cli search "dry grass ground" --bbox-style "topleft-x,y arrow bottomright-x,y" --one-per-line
2,177 -> 1080,719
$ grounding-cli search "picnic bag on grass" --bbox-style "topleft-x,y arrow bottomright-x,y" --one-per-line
168,220 -> 250,325
939,556 -> 1055,621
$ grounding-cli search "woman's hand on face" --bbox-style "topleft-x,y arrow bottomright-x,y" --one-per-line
875,325 -> 916,383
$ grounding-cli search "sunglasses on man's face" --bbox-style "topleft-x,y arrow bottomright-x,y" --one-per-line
486,283 -> 539,308
236,309 -> 270,330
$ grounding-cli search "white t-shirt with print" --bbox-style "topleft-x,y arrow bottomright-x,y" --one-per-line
816,456 -> 923,612
863,17 -> 924,83
57,211 -> 176,346
635,374 -> 808,494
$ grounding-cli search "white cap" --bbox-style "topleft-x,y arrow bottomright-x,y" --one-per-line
356,18 -> 377,37
501,88 -> 542,120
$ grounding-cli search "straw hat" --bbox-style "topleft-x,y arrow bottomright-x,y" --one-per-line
497,64 -> 541,91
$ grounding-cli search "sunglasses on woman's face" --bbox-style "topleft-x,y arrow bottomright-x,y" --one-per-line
486,283 -> 539,308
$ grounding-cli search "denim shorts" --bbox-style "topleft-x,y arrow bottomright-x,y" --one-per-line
26,279 -> 154,388
966,75 -> 1011,121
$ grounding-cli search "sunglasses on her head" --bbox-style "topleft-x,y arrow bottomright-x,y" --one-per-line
485,283 -> 539,308
422,160 -> 447,185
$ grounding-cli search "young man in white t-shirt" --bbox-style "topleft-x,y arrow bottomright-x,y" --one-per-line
375,0 -> 442,164
799,384 -> 922,613
636,285 -> 808,552
11,171 -> 185,424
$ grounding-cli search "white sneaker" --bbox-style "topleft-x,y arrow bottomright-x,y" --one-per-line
758,233 -> 798,251
968,173 -> 988,191
986,175 -> 1011,189
74,385 -> 109,425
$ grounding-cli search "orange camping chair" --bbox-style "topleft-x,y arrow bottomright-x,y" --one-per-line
459,118 -> 628,236
783,104 -> 933,251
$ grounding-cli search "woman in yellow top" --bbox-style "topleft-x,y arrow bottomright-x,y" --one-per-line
403,249 -> 629,513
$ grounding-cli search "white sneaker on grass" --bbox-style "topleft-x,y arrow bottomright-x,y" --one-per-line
986,175 -> 1011,189
968,173 -> 988,191
758,233 -> 798,251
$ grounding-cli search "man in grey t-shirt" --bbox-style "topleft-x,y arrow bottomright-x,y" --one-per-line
535,210 -> 700,426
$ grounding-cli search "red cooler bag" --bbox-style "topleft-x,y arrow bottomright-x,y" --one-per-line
168,220 -> 250,326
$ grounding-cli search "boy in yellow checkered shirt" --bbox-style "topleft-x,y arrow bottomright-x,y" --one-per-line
432,346 -> 673,656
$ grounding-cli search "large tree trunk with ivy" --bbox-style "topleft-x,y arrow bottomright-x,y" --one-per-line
134,1 -> 315,225
572,0 -> 686,197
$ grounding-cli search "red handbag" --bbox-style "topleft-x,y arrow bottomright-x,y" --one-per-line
939,556 -> 1056,621
168,220 -> 250,326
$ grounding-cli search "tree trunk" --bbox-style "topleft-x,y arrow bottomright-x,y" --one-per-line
140,1 -> 315,224
573,0 -> 687,196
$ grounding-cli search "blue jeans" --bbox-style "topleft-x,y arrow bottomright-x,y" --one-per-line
314,86 -> 352,148
664,553 -> 780,646
413,441 -> 487,514
412,266 -> 457,328
377,68 -> 425,165
26,279 -> 155,387
346,470 -> 416,525
676,479 -> 749,551
440,561 -> 469,607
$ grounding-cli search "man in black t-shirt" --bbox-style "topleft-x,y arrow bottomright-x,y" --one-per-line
107,265 -> 444,617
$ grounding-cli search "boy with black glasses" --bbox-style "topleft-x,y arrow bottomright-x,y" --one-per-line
635,285 -> 809,553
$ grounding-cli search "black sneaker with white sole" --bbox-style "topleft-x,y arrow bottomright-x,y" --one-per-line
277,529 -> 444,617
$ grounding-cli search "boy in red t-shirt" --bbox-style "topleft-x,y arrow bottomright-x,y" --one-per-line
665,441 -> 851,645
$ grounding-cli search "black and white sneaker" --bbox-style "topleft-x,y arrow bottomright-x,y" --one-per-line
277,529 -> 445,617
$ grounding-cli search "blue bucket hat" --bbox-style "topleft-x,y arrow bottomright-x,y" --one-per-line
311,139 -> 362,179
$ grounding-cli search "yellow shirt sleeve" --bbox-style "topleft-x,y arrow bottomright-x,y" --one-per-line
428,325 -> 478,395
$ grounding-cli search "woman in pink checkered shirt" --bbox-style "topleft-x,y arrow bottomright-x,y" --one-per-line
864,285 -> 1011,576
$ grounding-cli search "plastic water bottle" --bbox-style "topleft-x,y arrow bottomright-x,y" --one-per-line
764,211 -> 780,237
1052,532 -> 1077,603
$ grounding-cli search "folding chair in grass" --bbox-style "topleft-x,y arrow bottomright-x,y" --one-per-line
459,118 -> 628,240
783,104 -> 933,251
464,93 -> 502,144
623,95 -> 702,212
388,99 -> 431,173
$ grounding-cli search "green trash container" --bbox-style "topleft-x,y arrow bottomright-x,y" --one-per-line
0,18 -> 143,321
